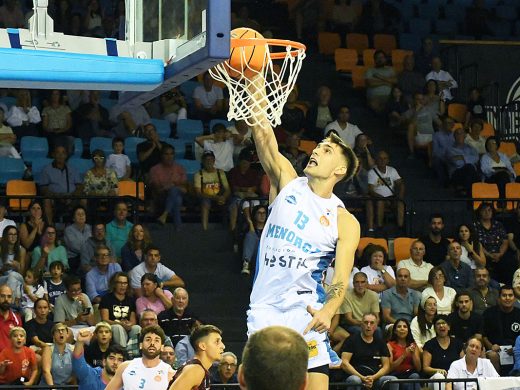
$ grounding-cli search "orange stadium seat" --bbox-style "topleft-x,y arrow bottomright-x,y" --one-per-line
499,141 -> 517,157
351,66 -> 367,89
357,237 -> 389,257
481,122 -> 495,137
391,49 -> 413,73
119,181 -> 146,211
472,182 -> 499,210
514,162 -> 520,177
374,34 -> 397,55
362,49 -> 376,68
318,32 -> 341,56
393,237 -> 416,264
505,182 -> 520,211
335,49 -> 358,73
448,103 -> 468,124
346,33 -> 369,55
6,180 -> 36,211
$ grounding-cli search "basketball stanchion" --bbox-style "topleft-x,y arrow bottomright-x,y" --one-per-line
209,27 -> 306,128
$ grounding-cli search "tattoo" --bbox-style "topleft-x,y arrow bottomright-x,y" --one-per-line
326,282 -> 345,302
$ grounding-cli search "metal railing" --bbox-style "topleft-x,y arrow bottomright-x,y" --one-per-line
381,378 -> 478,390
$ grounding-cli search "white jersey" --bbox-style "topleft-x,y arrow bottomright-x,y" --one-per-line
121,358 -> 172,390
250,177 -> 345,310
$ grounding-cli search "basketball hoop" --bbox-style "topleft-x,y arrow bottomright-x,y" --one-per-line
209,37 -> 306,128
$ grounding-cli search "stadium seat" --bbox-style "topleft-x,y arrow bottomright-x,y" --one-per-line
73,138 -> 83,158
472,182 -> 499,210
177,119 -> 204,139
436,19 -> 458,36
118,181 -> 145,201
498,142 -> 517,157
373,34 -> 397,55
100,97 -> 117,111
393,237 -> 416,264
151,118 -> 171,140
391,49 -> 413,73
299,140 -> 317,156
124,137 -> 145,165
68,158 -> 94,179
0,158 -> 25,185
481,122 -> 495,138
164,138 -> 193,159
334,49 -> 358,73
20,136 -> 48,164
351,66 -> 367,89
399,33 -> 421,51
409,18 -> 432,36
448,103 -> 468,124
318,32 -> 341,56
357,237 -> 389,256
31,157 -> 52,183
209,119 -> 234,131
176,159 -> 201,181
505,182 -> 520,211
362,49 -> 376,68
6,180 -> 36,211
514,162 -> 520,177
179,80 -> 199,107
90,137 -> 113,156
346,33 -> 369,55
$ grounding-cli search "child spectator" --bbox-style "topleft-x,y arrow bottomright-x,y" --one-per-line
106,137 -> 131,181
196,123 -> 235,172
0,327 -> 38,386
21,268 -> 47,321
45,260 -> 66,307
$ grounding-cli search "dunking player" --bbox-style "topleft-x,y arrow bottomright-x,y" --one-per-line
247,81 -> 360,389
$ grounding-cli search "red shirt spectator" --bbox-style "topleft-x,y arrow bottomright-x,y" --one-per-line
0,285 -> 21,350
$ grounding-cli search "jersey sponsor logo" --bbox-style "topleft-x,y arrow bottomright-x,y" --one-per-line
128,370 -> 136,375
307,340 -> 318,358
297,290 -> 312,295
264,254 -> 308,269
265,223 -> 320,253
285,195 -> 297,204
512,322 -> 520,332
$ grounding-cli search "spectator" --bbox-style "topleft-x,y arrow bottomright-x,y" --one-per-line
158,287 -> 201,346
432,116 -> 456,186
483,285 -> 520,372
40,145 -> 83,224
279,86 -> 306,135
0,107 -> 21,159
84,322 -> 115,368
241,205 -> 267,276
0,0 -> 24,28
193,150 -> 231,231
446,336 -> 498,390
386,86 -> 409,131
120,223 -> 151,272
465,88 -> 487,127
480,136 -> 518,200
25,298 -> 53,350
0,226 -> 25,298
228,120 -> 253,161
366,150 -> 405,234
85,244 -> 122,304
280,133 -> 308,176
323,105 -> 362,148
83,150 -> 118,209
360,244 -> 396,295
474,202 -> 512,284
464,119 -> 486,155
192,71 -> 225,121
352,133 -> 375,195
305,85 -> 335,142
83,0 -> 102,32
0,201 -> 15,239
45,261 -> 66,306
106,200 -> 134,260
149,144 -> 188,228
469,266 -> 498,316
136,122 -> 169,176
447,128 -> 480,196
6,89 -> 41,138
109,97 -> 151,138
387,318 -> 421,388
53,276 -> 96,339
342,272 -> 381,337
420,213 -> 450,266
211,351 -> 238,385
365,50 -> 397,113
127,308 -> 174,359
161,345 -> 177,369
426,57 -> 458,102
410,295 -> 437,350
423,80 -> 446,116
0,327 -> 38,386
99,272 -> 140,348
136,273 -> 173,316
31,225 -> 69,272
341,313 -> 398,390
174,324 -> 197,368
440,241 -> 474,292
422,267 -> 456,315
74,90 -> 112,147
196,123 -> 235,172
397,240 -> 433,291
422,315 -> 464,387
129,246 -> 185,297
20,267 -> 47,321
160,87 -> 187,130
64,205 -> 92,272
398,55 -> 425,104
405,92 -> 441,158
105,137 -> 131,181
447,292 -> 483,344
0,285 -> 21,350
456,224 -> 486,270
42,90 -> 73,152
41,322 -> 75,387
415,37 -> 437,76
19,200 -> 48,254
381,268 -> 420,326
80,222 -> 116,275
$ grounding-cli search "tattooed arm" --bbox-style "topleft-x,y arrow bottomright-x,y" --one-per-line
304,208 -> 360,334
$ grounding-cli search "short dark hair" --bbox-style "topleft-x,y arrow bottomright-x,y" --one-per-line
241,326 -> 308,390
428,266 -> 447,285
161,144 -> 175,155
433,314 -> 450,327
190,325 -> 222,351
499,285 -> 514,296
373,49 -> 385,59
429,212 -> 444,223
140,273 -> 159,286
146,245 -> 161,254
64,275 -> 82,290
112,136 -> 124,147
109,272 -> 128,292
49,261 -> 64,271
140,325 -> 166,344
324,132 -> 359,182
212,123 -> 226,133
103,344 -> 128,360
485,136 -> 500,152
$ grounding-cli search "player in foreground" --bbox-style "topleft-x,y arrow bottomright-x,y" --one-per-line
246,78 -> 361,390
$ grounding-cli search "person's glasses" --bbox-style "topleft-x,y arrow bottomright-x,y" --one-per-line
93,156 -> 105,161
220,363 -> 237,369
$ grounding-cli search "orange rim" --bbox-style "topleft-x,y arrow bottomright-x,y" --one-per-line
230,38 -> 306,60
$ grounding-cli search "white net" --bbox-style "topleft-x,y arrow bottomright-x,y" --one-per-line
209,39 -> 306,128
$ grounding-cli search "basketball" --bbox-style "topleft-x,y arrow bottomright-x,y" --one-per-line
227,27 -> 267,79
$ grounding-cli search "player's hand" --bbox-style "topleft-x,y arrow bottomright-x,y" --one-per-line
304,306 -> 331,334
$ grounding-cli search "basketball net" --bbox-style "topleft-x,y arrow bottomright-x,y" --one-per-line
209,38 -> 306,128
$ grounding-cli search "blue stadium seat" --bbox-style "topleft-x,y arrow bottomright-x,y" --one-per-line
177,119 -> 204,139
90,137 -> 113,156
208,119 -> 234,132
409,18 -> 432,36
436,20 -> 458,36
151,118 -> 171,139
0,158 -> 25,185
0,96 -> 16,109
68,157 -> 94,179
395,2 -> 415,20
73,138 -> 83,158
496,6 -> 517,21
176,159 -> 201,181
164,138 -> 195,159
124,137 -> 145,164
32,157 -> 53,183
20,136 -> 48,164
399,33 -> 421,51
100,97 -> 117,111
179,80 -> 199,107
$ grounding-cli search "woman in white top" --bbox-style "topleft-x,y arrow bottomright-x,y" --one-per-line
360,244 -> 395,296
410,295 -> 437,351
422,266 -> 456,314
7,89 -> 41,138
456,224 -> 485,270
446,337 -> 499,390
480,136 -> 516,200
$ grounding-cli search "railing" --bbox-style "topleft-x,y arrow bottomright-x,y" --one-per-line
0,386 -> 78,389
381,378 -> 478,390
459,62 -> 479,99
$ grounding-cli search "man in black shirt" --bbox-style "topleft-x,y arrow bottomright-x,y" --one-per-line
447,291 -> 483,343
137,123 -> 168,175
341,313 -> 397,389
419,213 -> 450,266
483,285 -> 520,372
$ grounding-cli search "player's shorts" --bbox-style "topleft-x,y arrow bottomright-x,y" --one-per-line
247,305 -> 338,370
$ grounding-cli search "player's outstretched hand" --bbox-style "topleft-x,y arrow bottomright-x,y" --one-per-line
304,306 -> 331,335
